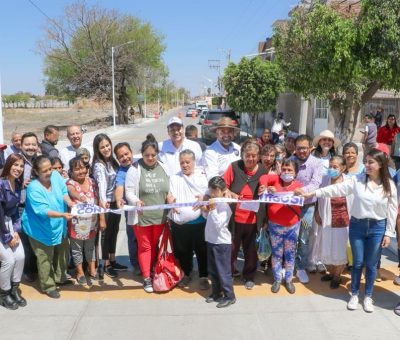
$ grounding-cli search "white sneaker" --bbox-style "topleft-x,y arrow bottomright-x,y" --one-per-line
296,269 -> 309,284
363,297 -> 374,313
393,275 -> 400,286
347,295 -> 359,310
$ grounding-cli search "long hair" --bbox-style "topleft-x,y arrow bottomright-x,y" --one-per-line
365,149 -> 392,197
385,114 -> 398,129
92,133 -> 118,171
1,153 -> 24,180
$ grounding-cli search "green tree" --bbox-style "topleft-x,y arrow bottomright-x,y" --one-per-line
273,0 -> 400,141
223,57 -> 285,135
39,1 -> 166,124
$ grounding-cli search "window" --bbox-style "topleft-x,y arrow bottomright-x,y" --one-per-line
315,98 -> 329,119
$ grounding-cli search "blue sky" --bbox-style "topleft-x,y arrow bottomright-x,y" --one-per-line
0,0 -> 295,96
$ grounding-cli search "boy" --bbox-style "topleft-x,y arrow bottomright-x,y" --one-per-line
203,176 -> 236,308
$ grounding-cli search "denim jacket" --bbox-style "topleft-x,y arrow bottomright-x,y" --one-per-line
0,178 -> 22,244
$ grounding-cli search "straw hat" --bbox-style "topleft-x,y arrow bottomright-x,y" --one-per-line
210,117 -> 240,131
313,130 -> 341,148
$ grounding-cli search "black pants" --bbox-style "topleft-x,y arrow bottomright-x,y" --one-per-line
231,222 -> 258,281
20,229 -> 37,275
207,242 -> 235,299
100,202 -> 122,261
170,221 -> 208,277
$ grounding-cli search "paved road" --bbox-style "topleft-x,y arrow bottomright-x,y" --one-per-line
1,108 -> 400,340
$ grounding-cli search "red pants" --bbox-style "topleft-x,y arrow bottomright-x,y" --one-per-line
133,224 -> 165,278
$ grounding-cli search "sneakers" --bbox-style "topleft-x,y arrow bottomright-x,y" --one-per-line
205,294 -> 223,303
199,277 -> 210,290
143,277 -> 153,293
347,295 -> 359,310
244,280 -> 255,290
178,275 -> 191,288
77,275 -> 87,286
216,297 -> 236,308
46,290 -> 60,299
285,281 -> 296,294
104,265 -> 118,278
296,269 -> 309,284
316,263 -> 327,274
110,261 -> 127,271
393,275 -> 400,286
96,265 -> 104,280
271,281 -> 281,293
363,297 -> 374,313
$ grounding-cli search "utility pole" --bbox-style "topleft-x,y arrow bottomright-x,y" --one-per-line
219,48 -> 231,63
208,59 -> 221,95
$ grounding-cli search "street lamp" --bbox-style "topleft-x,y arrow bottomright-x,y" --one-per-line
112,40 -> 135,129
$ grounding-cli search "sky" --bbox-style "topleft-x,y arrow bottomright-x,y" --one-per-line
0,0 -> 296,97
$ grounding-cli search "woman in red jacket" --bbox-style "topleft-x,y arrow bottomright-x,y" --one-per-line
377,114 -> 400,146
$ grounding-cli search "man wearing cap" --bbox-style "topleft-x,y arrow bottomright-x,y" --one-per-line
202,117 -> 241,180
158,117 -> 203,176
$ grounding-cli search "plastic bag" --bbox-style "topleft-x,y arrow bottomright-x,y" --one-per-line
256,229 -> 272,262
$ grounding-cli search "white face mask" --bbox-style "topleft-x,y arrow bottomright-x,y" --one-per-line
280,173 -> 294,183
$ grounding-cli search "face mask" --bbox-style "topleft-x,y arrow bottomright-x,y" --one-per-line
280,173 -> 294,183
327,168 -> 340,178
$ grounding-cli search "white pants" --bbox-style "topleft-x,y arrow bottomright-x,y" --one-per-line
0,240 -> 25,290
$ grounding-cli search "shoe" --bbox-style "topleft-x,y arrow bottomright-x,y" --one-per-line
46,290 -> 60,299
244,280 -> 255,290
205,294 -> 223,303
232,269 -> 241,278
394,275 -> 400,286
178,275 -> 191,288
0,289 -> 18,310
10,282 -> 27,307
56,279 -> 74,286
330,277 -> 342,289
375,270 -> 382,282
321,274 -> 334,282
23,273 -> 35,283
271,281 -> 281,293
394,302 -> 400,316
286,281 -> 296,294
104,265 -> 118,278
77,275 -> 87,285
296,269 -> 309,284
347,295 -> 359,310
216,297 -> 236,308
199,277 -> 210,290
307,265 -> 317,274
363,297 -> 374,313
96,264 -> 104,280
143,277 -> 153,293
316,263 -> 327,274
110,261 -> 128,271
66,272 -> 73,280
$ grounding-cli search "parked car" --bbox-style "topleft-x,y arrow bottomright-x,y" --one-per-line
186,108 -> 198,117
201,109 -> 240,144
198,109 -> 208,125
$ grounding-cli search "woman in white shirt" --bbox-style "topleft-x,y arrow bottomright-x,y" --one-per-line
168,150 -> 209,290
303,149 -> 397,313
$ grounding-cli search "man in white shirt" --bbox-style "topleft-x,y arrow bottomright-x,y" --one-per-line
158,117 -> 203,176
202,117 -> 241,180
60,125 -> 92,171
271,112 -> 291,144
4,131 -> 22,159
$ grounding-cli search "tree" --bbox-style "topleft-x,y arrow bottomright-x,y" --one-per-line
223,57 -> 285,135
39,1 -> 166,124
273,0 -> 400,141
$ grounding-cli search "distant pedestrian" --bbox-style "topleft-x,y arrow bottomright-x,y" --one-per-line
40,125 -> 60,158
361,113 -> 377,161
257,128 -> 273,148
271,112 -> 290,144
373,107 -> 383,129
202,176 -> 235,308
185,125 -> 207,152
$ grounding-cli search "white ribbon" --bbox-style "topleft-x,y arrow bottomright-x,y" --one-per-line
71,193 -> 304,216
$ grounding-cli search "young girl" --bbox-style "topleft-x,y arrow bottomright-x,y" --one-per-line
315,156 -> 350,289
202,176 -> 235,308
92,133 -> 125,278
67,157 -> 105,285
259,159 -> 303,294
50,157 -> 68,179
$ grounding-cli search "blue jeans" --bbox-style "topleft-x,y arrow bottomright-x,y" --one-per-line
295,204 -> 314,270
126,213 -> 138,267
349,217 -> 386,297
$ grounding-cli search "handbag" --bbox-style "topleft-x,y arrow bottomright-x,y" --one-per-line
152,226 -> 184,292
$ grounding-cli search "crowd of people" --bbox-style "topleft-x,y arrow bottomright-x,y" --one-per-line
0,112 -> 400,313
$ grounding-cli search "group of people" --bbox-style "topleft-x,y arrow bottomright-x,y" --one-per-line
0,112 -> 400,313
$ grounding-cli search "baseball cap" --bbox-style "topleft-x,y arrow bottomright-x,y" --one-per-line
167,117 -> 183,127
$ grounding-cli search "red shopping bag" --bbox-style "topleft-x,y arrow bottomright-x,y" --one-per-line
152,226 -> 184,292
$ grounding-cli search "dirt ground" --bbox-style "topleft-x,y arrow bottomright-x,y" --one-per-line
2,104 -> 159,142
